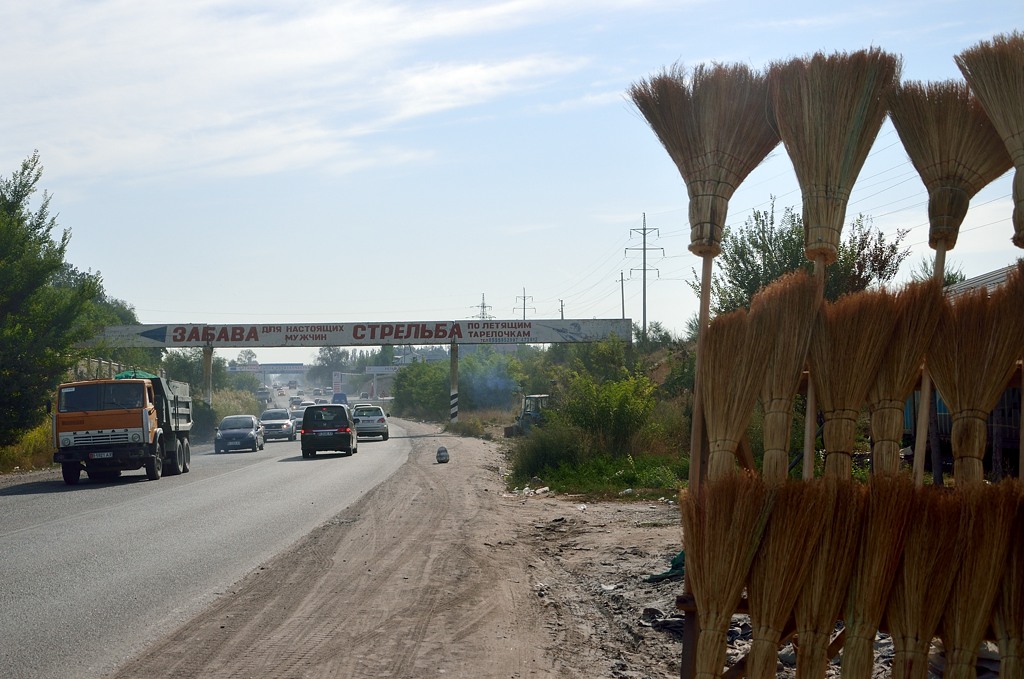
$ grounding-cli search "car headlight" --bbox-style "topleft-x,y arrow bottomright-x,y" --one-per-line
246,432 -> 255,439
215,431 -> 222,439
61,437 -> 71,447
131,433 -> 142,442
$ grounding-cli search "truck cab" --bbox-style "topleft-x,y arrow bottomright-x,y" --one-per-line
53,376 -> 192,485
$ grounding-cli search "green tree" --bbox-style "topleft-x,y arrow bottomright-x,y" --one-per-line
392,360 -> 448,419
306,346 -> 352,386
691,199 -> 911,313
910,256 -> 967,287
62,262 -> 163,370
0,153 -> 101,445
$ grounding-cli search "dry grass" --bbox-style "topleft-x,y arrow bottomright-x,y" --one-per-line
866,280 -> 943,474
630,63 -> 780,257
841,475 -> 916,679
752,270 -> 820,484
940,482 -> 1019,678
927,264 -> 1024,484
793,478 -> 866,679
746,480 -> 829,678
680,472 -> 775,678
808,289 -> 898,478
886,486 -> 967,679
992,479 -> 1024,678
769,49 -> 900,266
955,31 -> 1024,246
887,79 -> 1012,251
699,307 -> 772,479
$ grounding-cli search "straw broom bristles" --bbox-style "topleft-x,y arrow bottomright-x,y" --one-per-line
866,280 -> 943,475
680,473 -> 775,678
699,307 -> 772,480
793,478 -> 866,679
992,479 -> 1024,678
769,49 -> 901,267
840,474 -> 915,679
887,79 -> 1012,252
629,63 -> 780,257
927,264 -> 1024,484
753,270 -> 821,484
940,481 -> 1019,679
808,289 -> 898,479
746,479 -> 829,679
886,486 -> 967,679
955,32 -> 1024,247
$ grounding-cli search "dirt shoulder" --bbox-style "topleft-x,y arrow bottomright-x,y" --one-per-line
112,420 -> 685,678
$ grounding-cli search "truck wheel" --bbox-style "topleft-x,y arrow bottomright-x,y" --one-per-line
182,440 -> 191,473
62,462 -> 81,485
165,441 -> 184,476
145,443 -> 163,481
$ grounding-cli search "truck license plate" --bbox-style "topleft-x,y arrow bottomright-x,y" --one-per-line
89,451 -> 113,459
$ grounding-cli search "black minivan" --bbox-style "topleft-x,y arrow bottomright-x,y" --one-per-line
300,404 -> 358,458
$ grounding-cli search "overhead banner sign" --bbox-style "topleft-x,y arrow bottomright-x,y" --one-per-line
84,319 -> 632,348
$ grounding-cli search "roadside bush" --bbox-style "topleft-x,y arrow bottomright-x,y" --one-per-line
508,421 -> 585,482
0,420 -> 54,473
556,373 -> 656,455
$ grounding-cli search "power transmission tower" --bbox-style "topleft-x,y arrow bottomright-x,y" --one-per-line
515,287 -> 535,321
625,212 -> 663,336
472,293 -> 494,320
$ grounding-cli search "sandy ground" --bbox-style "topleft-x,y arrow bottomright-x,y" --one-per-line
112,420 -> 686,678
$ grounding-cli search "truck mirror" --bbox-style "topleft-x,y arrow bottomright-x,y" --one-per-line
45,400 -> 52,414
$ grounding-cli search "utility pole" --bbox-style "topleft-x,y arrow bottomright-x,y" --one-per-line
619,271 -> 625,319
625,212 -> 663,336
473,293 -> 494,320
559,299 -> 564,320
515,287 -> 535,321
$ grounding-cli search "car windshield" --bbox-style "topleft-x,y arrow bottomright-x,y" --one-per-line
59,382 -> 145,412
261,410 -> 289,420
220,416 -> 253,430
354,407 -> 384,417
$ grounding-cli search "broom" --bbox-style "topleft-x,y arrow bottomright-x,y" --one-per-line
927,264 -> 1024,485
745,479 -> 829,679
940,481 -> 1019,679
793,478 -> 866,679
630,63 -> 780,487
768,49 -> 900,475
754,270 -> 821,484
886,486 -> 967,679
886,79 -> 1012,484
992,479 -> 1024,678
955,31 -> 1024,249
865,280 -> 943,475
679,472 -> 775,678
698,306 -> 772,479
840,474 -> 916,679
808,289 -> 898,479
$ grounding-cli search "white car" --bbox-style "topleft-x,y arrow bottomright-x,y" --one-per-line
352,405 -> 389,440
260,408 -> 296,441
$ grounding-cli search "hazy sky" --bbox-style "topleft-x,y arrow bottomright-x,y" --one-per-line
3,0 -> 1021,365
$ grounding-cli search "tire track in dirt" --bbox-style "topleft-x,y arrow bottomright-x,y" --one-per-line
112,423 -> 558,678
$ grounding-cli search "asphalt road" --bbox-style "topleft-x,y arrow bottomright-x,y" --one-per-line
0,420 -> 409,679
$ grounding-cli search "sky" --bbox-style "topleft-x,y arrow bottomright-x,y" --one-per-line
2,0 -> 1022,366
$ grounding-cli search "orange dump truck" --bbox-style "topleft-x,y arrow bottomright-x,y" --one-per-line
52,375 -> 193,485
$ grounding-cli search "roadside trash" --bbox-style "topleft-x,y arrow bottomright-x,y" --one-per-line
436,446 -> 449,463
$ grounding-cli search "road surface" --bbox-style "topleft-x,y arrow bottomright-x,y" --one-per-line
0,424 -> 408,678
